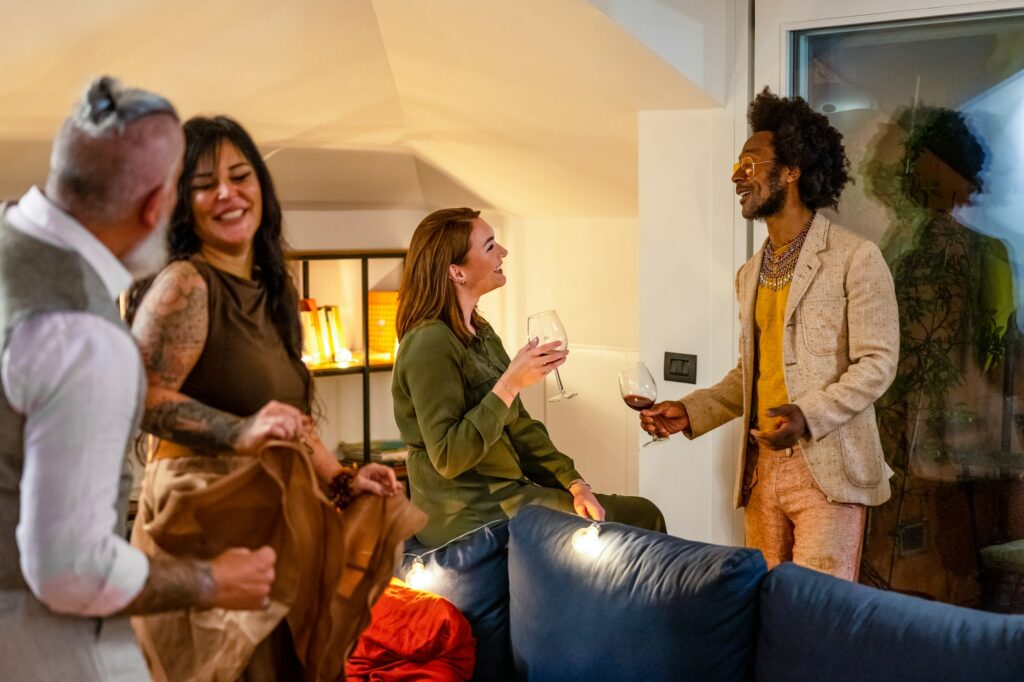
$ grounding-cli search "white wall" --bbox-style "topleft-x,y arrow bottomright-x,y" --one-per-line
588,0 -> 729,105
283,208 -> 423,252
499,215 -> 642,496
636,0 -> 749,545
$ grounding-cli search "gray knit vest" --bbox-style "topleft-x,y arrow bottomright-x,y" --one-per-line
0,207 -> 142,591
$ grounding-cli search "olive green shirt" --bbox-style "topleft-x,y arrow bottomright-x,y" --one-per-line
392,319 -> 582,544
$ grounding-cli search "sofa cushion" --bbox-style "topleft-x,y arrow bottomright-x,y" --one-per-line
398,520 -> 512,682
757,562 -> 1024,682
508,506 -> 767,681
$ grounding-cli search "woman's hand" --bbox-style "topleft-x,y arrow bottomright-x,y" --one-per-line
570,482 -> 606,522
234,400 -> 306,452
500,338 -> 569,396
351,463 -> 404,497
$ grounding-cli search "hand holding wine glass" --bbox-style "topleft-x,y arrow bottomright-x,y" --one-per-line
639,401 -> 690,439
499,338 -> 568,401
618,362 -> 668,447
527,310 -> 577,402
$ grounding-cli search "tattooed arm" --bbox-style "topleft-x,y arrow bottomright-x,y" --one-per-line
118,547 -> 276,615
131,261 -> 304,454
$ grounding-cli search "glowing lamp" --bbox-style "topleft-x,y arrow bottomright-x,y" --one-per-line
405,557 -> 434,591
299,298 -> 323,365
368,291 -> 399,363
571,523 -> 601,557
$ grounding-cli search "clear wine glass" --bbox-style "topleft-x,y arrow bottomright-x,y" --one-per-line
618,362 -> 667,447
527,310 -> 577,402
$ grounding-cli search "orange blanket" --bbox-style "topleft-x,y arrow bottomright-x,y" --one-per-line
346,578 -> 476,681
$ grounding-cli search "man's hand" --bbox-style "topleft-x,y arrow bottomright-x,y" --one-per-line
208,546 -> 277,610
640,400 -> 690,439
121,545 -> 277,615
352,463 -> 404,497
749,404 -> 807,449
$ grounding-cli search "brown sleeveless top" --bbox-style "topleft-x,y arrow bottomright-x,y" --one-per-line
179,257 -> 308,416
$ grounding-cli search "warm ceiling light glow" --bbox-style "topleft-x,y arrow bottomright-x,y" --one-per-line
405,557 -> 434,590
571,523 -> 601,557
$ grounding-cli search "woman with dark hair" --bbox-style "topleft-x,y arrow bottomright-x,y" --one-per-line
128,116 -> 403,680
392,208 -> 665,547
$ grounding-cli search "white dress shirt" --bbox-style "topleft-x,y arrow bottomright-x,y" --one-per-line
1,187 -> 149,616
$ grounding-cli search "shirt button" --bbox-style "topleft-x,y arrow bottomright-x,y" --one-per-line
826,496 -> 833,503
785,447 -> 793,456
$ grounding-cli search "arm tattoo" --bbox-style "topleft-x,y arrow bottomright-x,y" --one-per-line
143,398 -> 247,455
118,555 -> 215,615
132,262 -> 209,390
133,262 -> 245,455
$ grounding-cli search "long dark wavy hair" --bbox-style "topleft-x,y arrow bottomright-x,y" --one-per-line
126,115 -> 311,411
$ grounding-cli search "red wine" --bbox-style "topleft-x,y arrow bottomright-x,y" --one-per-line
623,394 -> 654,411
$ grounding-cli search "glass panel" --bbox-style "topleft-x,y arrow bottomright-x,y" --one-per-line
793,10 -> 1024,611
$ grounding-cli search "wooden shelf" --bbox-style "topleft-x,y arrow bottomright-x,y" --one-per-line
289,249 -> 406,465
310,362 -> 394,377
288,248 -> 406,261
309,365 -> 363,377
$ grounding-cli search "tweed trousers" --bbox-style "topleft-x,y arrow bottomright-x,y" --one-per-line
744,441 -> 866,581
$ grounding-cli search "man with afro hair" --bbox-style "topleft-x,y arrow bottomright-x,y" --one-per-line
641,88 -> 899,581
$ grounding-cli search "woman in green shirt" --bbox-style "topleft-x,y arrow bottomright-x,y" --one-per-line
393,207 -> 666,547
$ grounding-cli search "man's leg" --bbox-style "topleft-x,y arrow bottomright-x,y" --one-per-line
744,445 -> 794,570
781,451 -> 866,581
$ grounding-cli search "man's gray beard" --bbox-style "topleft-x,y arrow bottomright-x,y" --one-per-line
122,221 -> 169,281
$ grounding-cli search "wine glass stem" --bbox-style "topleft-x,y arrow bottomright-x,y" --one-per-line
553,368 -> 566,395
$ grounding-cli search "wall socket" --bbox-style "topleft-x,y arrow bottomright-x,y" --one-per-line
664,352 -> 697,384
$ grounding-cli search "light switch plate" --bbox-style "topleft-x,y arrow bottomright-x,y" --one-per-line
664,352 -> 697,384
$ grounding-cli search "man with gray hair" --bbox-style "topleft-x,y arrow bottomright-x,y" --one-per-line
0,76 -> 277,680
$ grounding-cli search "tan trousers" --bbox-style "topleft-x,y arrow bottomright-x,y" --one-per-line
744,442 -> 866,581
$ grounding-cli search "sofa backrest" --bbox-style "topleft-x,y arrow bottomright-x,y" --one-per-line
399,521 -> 513,682
757,562 -> 1024,682
508,506 -> 767,681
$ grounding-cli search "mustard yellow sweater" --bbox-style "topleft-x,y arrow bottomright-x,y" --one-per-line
755,281 -> 791,433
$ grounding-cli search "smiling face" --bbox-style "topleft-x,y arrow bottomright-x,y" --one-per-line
451,218 -> 508,296
188,140 -> 263,256
733,131 -> 788,220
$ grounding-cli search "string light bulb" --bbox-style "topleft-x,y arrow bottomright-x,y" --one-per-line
405,557 -> 434,590
571,522 -> 601,556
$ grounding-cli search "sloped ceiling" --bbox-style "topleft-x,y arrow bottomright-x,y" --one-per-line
0,0 -> 716,216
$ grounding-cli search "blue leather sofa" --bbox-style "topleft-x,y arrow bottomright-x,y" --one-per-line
399,505 -> 1024,681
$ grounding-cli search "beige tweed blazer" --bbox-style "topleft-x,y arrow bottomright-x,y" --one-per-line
681,213 -> 898,508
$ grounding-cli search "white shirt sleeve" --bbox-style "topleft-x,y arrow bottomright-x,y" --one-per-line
2,312 -> 149,616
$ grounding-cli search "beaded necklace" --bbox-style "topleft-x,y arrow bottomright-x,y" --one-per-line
758,212 -> 815,291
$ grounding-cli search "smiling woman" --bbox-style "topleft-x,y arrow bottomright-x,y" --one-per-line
125,115 -> 404,681
391,208 -> 667,547
188,141 -> 264,257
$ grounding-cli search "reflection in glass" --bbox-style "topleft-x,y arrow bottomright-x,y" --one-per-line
793,11 -> 1024,610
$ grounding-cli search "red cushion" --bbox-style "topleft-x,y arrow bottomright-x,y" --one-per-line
345,578 -> 476,681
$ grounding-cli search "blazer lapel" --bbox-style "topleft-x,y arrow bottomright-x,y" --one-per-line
784,213 -> 829,325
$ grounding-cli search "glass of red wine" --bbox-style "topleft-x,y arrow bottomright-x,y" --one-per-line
618,362 -> 667,447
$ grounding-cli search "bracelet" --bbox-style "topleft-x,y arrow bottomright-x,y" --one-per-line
568,479 -> 591,494
327,464 -> 358,511
497,377 -> 517,400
